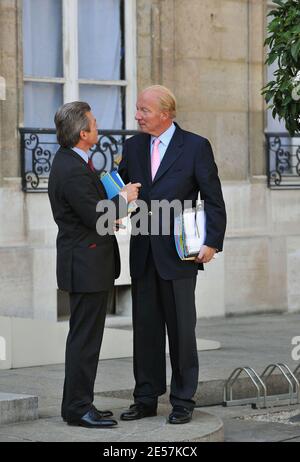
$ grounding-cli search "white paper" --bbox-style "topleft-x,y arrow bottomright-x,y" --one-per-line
182,207 -> 206,256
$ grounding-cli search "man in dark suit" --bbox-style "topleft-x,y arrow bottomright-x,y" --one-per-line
48,101 -> 140,428
119,86 -> 226,424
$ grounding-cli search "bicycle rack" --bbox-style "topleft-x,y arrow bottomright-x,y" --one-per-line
294,363 -> 300,377
223,366 -> 267,409
223,363 -> 300,409
261,363 -> 300,407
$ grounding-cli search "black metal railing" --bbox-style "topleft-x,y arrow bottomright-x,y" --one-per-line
19,128 -> 139,192
266,132 -> 300,189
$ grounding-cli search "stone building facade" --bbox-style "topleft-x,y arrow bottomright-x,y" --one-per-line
0,0 -> 299,328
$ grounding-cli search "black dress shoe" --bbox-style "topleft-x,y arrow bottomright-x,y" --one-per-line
67,408 -> 118,428
168,406 -> 193,424
90,405 -> 114,418
62,405 -> 113,422
120,403 -> 157,421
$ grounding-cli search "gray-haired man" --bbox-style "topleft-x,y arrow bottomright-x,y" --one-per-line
48,101 -> 140,428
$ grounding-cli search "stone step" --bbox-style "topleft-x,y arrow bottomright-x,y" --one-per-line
0,392 -> 38,425
0,400 -> 224,442
104,407 -> 224,443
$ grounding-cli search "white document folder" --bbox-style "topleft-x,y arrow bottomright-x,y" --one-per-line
174,203 -> 206,260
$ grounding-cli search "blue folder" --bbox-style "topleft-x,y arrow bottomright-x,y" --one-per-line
101,170 -> 137,213
101,170 -> 124,199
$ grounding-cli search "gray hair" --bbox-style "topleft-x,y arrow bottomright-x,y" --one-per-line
54,101 -> 91,148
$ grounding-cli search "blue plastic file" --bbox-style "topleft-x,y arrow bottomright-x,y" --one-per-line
101,170 -> 124,199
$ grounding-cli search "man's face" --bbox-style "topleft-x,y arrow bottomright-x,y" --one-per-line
83,111 -> 98,148
135,91 -> 168,136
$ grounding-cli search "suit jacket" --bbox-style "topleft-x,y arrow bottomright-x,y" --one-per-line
48,147 -> 126,293
118,123 -> 227,280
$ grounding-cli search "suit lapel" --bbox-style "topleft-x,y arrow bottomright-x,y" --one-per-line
137,134 -> 152,187
152,125 -> 184,185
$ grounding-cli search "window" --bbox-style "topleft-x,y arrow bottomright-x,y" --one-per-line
23,0 -> 136,129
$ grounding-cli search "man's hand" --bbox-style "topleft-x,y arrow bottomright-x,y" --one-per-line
121,182 -> 141,203
194,245 -> 217,264
113,218 -> 126,231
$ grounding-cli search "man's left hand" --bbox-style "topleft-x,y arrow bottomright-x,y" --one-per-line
194,245 -> 217,264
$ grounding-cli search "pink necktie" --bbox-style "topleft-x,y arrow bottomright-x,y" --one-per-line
151,138 -> 161,180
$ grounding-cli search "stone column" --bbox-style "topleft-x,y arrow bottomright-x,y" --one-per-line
0,1 -> 35,319
248,0 -> 266,178
137,0 -> 176,93
0,0 -> 23,184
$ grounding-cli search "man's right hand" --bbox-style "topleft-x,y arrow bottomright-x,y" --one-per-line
121,182 -> 141,203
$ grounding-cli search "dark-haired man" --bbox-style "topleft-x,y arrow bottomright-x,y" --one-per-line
48,101 -> 140,428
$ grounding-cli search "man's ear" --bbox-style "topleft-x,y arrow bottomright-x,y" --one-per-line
160,112 -> 168,121
79,130 -> 87,141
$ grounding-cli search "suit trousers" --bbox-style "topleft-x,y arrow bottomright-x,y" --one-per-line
61,291 -> 108,421
131,249 -> 199,410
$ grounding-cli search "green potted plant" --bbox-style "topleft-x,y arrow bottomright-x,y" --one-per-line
262,0 -> 300,136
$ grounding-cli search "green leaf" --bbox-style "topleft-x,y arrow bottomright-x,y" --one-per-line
264,36 -> 273,46
267,9 -> 280,18
291,40 -> 300,61
291,24 -> 300,34
266,51 -> 278,65
282,95 -> 292,106
279,80 -> 290,91
266,91 -> 275,103
268,18 -> 281,32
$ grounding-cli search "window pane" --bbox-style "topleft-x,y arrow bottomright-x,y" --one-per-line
24,82 -> 63,127
79,85 -> 122,129
78,0 -> 121,80
23,0 -> 63,78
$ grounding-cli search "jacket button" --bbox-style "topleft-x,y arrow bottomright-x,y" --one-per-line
148,211 -> 153,216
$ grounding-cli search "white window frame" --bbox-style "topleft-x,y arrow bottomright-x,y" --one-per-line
23,0 -> 137,129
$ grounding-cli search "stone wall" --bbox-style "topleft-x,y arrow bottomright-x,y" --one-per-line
136,0 -> 300,316
136,0 -> 266,180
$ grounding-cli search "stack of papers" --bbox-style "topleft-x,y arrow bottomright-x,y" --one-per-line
100,170 -> 137,213
174,205 -> 206,260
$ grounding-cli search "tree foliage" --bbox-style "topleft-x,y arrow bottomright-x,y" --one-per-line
262,0 -> 300,135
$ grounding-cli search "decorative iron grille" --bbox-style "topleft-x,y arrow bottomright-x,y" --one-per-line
19,128 -> 139,192
266,132 -> 300,189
